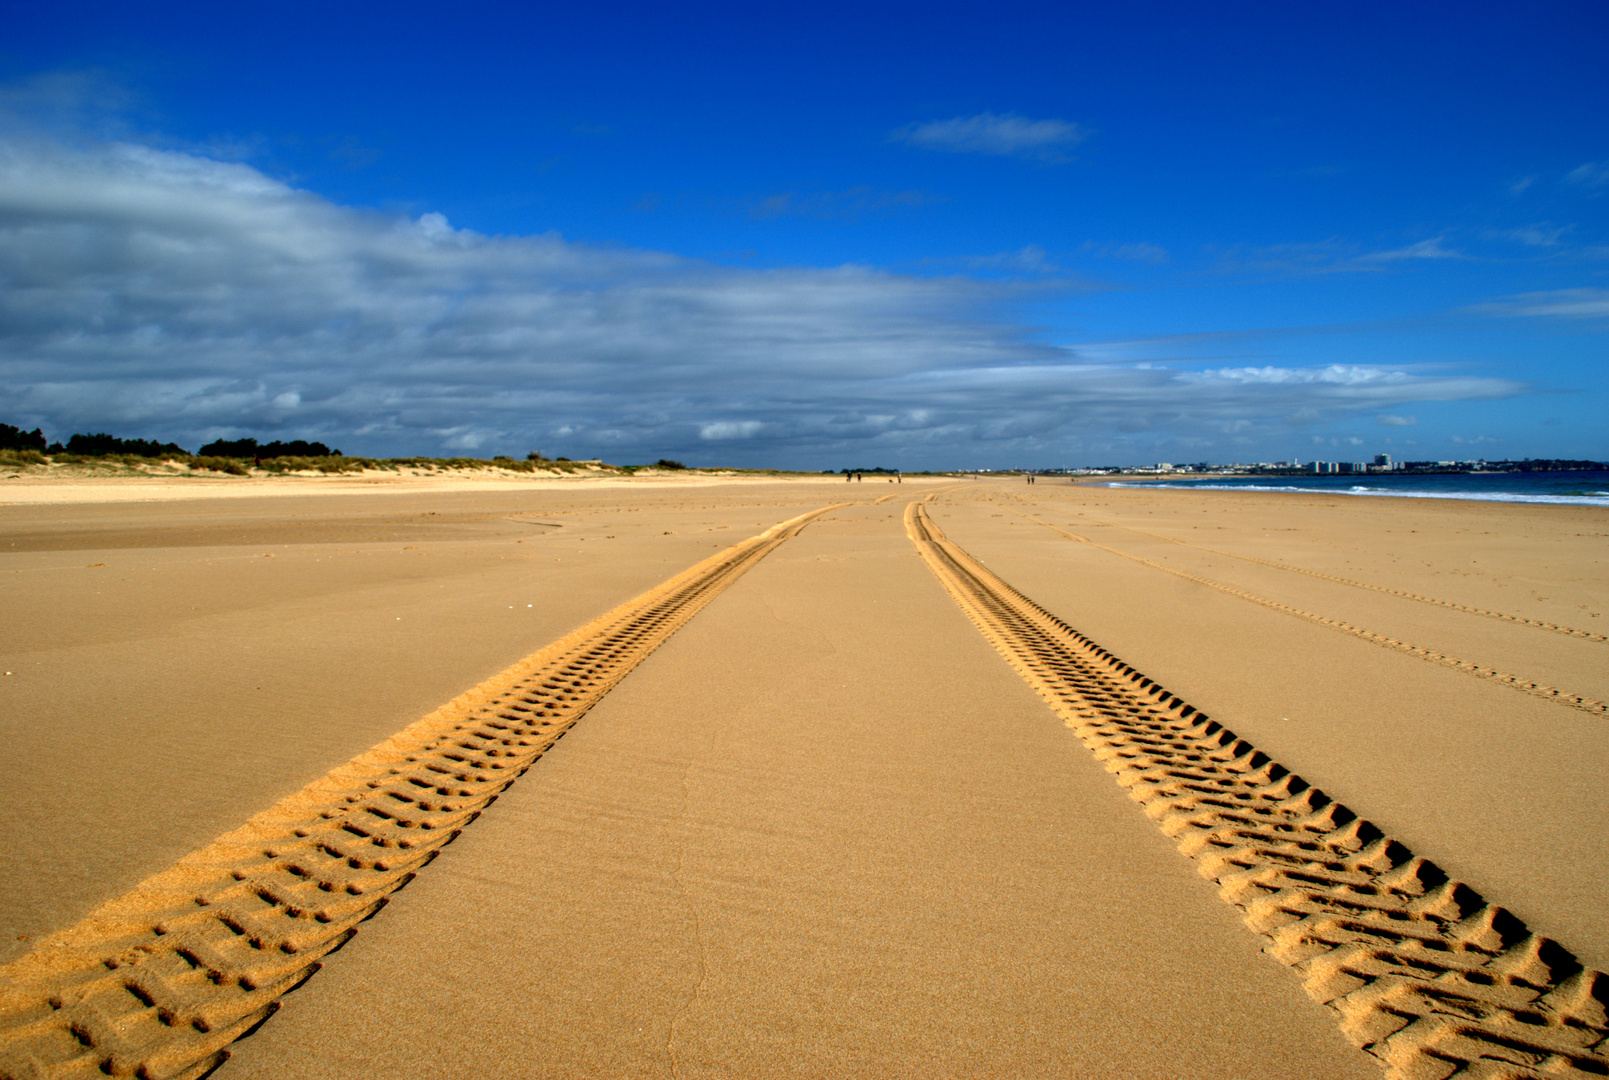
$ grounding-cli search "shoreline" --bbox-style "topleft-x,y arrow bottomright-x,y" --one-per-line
1098,473 -> 1609,508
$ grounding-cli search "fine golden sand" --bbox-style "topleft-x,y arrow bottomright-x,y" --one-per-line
0,474 -> 1601,1078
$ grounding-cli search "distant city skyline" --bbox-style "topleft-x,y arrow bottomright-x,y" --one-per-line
1,1 -> 1605,469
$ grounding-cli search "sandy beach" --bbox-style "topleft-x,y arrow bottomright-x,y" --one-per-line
1,473 -> 1603,1078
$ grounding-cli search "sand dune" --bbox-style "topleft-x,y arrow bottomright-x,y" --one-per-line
0,474 -> 1602,1078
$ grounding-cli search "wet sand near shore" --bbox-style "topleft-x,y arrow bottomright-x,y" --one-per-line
0,474 -> 1602,1076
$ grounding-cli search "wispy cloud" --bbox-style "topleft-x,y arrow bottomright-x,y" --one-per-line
924,245 -> 1063,275
747,186 -> 942,221
1358,237 -> 1465,262
892,112 -> 1085,161
1565,161 -> 1609,190
1212,235 -> 1468,277
1079,240 -> 1169,264
1376,414 -> 1416,426
1175,365 -> 1512,405
1474,288 -> 1609,318
1502,223 -> 1570,247
1208,239 -> 1367,277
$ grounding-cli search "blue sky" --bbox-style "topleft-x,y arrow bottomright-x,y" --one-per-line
1,1 -> 1605,467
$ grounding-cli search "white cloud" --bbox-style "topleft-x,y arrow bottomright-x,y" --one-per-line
440,428 -> 488,450
0,135 -> 1528,466
416,211 -> 453,237
1376,414 -> 1416,426
699,420 -> 763,440
1175,365 -> 1510,404
892,112 -> 1085,160
1475,288 -> 1609,318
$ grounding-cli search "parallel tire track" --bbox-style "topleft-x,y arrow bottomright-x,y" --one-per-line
0,504 -> 841,1080
994,502 -> 1608,718
905,502 -> 1609,1080
1013,496 -> 1607,644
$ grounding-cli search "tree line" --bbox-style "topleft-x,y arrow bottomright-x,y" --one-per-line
0,424 -> 337,459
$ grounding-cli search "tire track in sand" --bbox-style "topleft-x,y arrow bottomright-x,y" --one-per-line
0,504 -> 842,1080
906,501 -> 1608,1080
1011,495 -> 1607,644
990,501 -> 1608,719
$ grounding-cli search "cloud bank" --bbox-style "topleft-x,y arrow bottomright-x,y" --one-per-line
0,136 -> 1525,466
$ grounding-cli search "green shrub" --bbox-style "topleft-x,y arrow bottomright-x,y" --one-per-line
189,456 -> 249,476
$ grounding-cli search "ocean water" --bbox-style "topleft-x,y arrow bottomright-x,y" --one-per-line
1104,469 -> 1609,508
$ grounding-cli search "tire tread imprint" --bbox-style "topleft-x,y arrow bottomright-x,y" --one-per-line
904,501 -> 1609,1080
0,504 -> 842,1080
